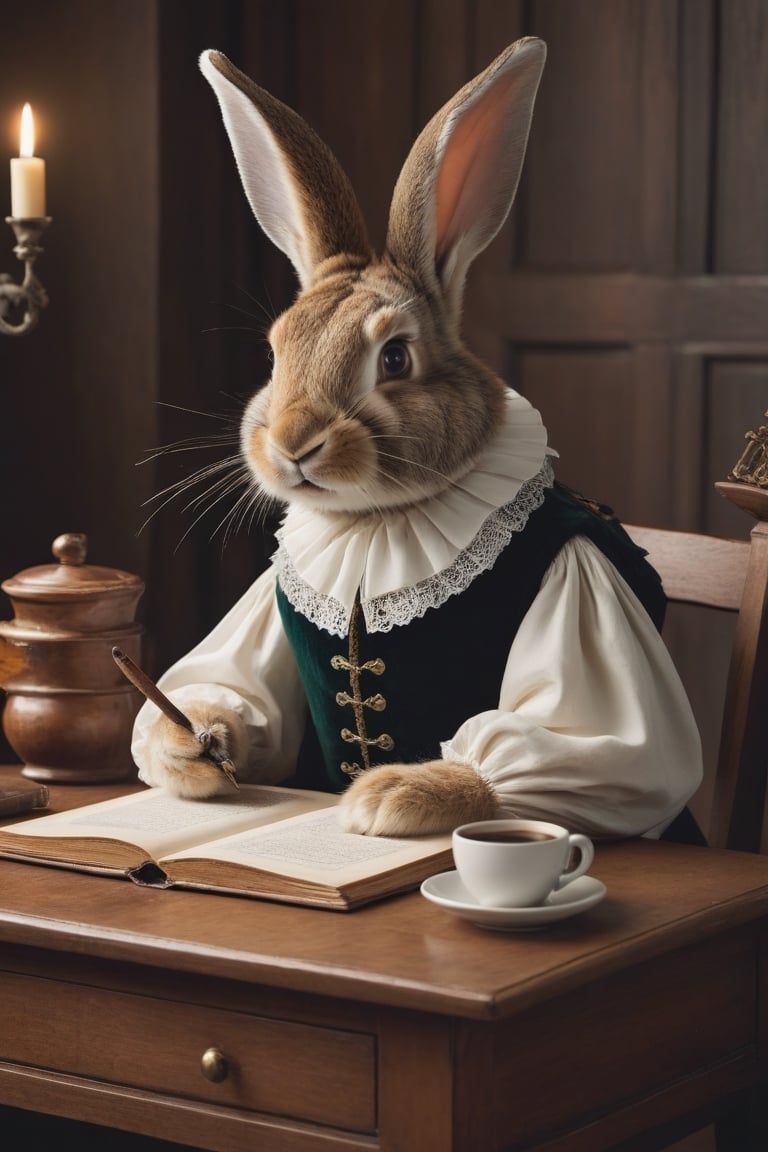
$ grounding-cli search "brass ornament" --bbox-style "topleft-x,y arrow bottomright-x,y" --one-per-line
728,412 -> 768,490
332,596 -> 393,775
200,1047 -> 228,1083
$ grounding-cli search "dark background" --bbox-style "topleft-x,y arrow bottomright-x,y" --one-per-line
1,0 -> 767,836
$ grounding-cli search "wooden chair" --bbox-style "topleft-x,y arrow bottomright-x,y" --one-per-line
626,481 -> 768,855
621,485 -> 768,1152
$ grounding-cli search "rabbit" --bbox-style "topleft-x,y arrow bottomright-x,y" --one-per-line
133,38 -> 702,840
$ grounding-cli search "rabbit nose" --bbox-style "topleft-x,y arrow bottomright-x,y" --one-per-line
295,441 -> 324,466
266,432 -> 326,481
293,441 -> 326,481
268,431 -> 325,464
270,407 -> 329,457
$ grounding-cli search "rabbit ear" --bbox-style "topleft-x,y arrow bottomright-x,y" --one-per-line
200,50 -> 371,288
386,38 -> 546,318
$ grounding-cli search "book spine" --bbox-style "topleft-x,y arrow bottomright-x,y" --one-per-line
0,784 -> 50,818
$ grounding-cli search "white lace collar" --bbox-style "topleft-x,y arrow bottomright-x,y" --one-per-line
272,389 -> 555,636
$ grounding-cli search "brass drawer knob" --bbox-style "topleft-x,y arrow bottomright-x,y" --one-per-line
200,1046 -> 228,1083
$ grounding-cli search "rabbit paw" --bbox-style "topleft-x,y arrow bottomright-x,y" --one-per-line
142,704 -> 248,800
337,760 -> 499,836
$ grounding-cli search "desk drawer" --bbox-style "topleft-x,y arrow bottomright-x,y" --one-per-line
0,970 -> 376,1133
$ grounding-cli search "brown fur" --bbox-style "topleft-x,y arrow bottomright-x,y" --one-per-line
338,761 -> 500,837
143,705 -> 248,800
143,41 -> 546,834
240,265 -> 507,515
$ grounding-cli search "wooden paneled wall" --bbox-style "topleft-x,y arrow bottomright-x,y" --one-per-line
460,0 -> 768,830
1,0 -> 766,824
467,0 -> 768,533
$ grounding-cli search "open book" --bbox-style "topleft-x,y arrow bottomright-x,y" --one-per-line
0,784 -> 453,910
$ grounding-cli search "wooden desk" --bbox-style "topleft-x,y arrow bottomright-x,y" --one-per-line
0,764 -> 767,1152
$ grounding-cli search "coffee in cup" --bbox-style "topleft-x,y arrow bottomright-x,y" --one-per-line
452,818 -> 594,908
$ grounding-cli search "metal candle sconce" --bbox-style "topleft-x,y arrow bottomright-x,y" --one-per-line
0,215 -> 51,336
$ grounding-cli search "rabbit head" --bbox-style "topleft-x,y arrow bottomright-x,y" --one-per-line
200,39 -> 546,515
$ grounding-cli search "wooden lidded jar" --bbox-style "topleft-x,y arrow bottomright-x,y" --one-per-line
0,533 -> 145,783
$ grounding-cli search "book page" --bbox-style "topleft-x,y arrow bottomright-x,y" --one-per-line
0,785 -> 335,860
165,806 -> 451,886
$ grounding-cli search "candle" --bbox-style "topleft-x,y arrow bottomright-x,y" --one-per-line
10,103 -> 46,218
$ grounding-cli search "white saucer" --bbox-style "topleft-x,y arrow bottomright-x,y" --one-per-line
420,871 -> 607,931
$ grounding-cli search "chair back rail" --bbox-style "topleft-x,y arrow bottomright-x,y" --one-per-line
626,526 -> 749,610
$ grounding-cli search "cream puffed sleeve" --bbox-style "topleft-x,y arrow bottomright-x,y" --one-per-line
131,565 -> 306,787
441,536 -> 703,839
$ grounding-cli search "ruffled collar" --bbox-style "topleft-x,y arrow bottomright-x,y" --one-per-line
272,389 -> 555,636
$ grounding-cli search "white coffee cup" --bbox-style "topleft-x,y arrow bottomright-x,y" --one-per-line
452,818 -> 595,908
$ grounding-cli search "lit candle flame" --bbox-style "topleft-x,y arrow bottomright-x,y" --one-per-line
20,103 -> 35,158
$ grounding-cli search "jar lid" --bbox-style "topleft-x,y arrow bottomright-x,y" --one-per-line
2,533 -> 144,601
1,534 -> 145,634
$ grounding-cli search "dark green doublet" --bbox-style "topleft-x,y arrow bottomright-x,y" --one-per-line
277,483 -> 666,794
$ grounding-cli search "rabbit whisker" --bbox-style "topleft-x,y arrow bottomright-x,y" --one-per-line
137,454 -> 249,543
229,482 -> 278,539
221,485 -> 264,549
180,466 -> 248,516
228,283 -> 279,327
139,436 -> 238,466
374,448 -> 455,488
141,455 -> 242,507
201,325 -> 269,336
365,431 -> 426,444
201,481 -> 258,554
353,469 -> 423,516
171,471 -> 253,553
154,401 -> 236,420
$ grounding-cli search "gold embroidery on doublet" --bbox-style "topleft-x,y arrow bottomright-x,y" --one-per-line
331,596 -> 393,779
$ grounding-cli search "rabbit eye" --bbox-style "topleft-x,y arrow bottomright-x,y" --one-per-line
379,339 -> 411,380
